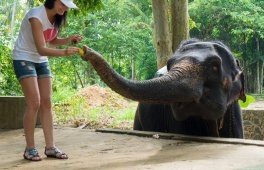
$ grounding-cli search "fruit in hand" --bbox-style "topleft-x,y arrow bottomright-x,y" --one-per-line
79,49 -> 84,56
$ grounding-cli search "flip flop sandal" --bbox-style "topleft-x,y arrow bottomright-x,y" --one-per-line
23,147 -> 41,161
44,146 -> 68,159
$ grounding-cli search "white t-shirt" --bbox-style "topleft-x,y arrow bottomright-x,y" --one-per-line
12,5 -> 58,63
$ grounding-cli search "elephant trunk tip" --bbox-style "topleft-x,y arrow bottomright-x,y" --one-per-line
81,45 -> 103,61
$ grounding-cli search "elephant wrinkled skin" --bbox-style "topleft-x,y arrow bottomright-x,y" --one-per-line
81,39 -> 246,138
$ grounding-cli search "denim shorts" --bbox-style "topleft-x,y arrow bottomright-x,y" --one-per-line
13,60 -> 51,81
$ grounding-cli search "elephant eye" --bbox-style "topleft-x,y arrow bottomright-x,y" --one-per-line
212,66 -> 218,71
211,61 -> 220,72
207,56 -> 221,72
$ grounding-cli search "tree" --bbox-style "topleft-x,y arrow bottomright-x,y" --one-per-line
170,0 -> 189,52
189,0 -> 263,94
151,0 -> 189,69
151,0 -> 172,69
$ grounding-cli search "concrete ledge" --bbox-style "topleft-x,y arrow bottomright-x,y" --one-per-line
96,128 -> 264,147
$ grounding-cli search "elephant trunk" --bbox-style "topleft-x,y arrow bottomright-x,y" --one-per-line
81,46 -> 203,103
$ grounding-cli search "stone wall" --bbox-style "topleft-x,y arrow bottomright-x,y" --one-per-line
0,96 -> 41,129
0,96 -> 25,129
243,109 -> 264,140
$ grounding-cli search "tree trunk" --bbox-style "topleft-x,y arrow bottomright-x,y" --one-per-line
259,61 -> 263,94
131,56 -> 136,80
170,0 -> 189,52
248,62 -> 260,93
151,0 -> 172,69
256,61 -> 260,93
256,37 -> 263,94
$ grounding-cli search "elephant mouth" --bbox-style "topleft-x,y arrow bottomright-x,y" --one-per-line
199,97 -> 226,118
171,97 -> 226,120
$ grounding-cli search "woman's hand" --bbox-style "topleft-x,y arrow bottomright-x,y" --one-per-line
64,47 -> 80,56
70,35 -> 82,45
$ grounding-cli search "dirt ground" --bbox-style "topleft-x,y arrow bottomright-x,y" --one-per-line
76,85 -> 131,109
56,85 -> 135,129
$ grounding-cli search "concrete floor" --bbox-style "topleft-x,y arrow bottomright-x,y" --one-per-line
0,127 -> 264,170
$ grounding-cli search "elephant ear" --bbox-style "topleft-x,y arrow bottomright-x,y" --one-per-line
213,42 -> 246,103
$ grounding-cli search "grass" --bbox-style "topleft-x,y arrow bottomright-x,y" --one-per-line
52,89 -> 137,130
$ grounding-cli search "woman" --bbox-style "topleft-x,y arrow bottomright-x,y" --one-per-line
12,0 -> 81,161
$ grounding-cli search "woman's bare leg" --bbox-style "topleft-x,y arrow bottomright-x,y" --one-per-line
38,77 -> 68,159
38,77 -> 54,147
20,77 -> 40,149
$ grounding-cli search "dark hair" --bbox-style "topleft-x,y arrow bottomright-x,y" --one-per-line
44,0 -> 67,31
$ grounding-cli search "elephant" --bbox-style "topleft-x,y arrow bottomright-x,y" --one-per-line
81,39 -> 246,138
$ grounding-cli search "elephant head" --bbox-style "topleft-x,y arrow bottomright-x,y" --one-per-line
81,39 -> 245,121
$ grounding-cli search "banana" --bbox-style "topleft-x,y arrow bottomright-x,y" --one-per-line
79,49 -> 84,56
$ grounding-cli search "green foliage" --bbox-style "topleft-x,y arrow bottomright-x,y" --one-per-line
0,0 -> 28,48
82,0 -> 156,80
239,95 -> 255,108
73,0 -> 104,14
52,86 -> 76,103
27,0 -> 104,12
58,0 -> 156,88
189,0 -> 264,41
0,45 -> 22,95
53,94 -> 89,124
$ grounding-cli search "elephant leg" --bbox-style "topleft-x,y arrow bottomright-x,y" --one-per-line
133,106 -> 143,130
205,120 -> 219,137
134,103 -> 222,137
133,103 -> 167,132
167,116 -> 217,137
219,101 -> 244,138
